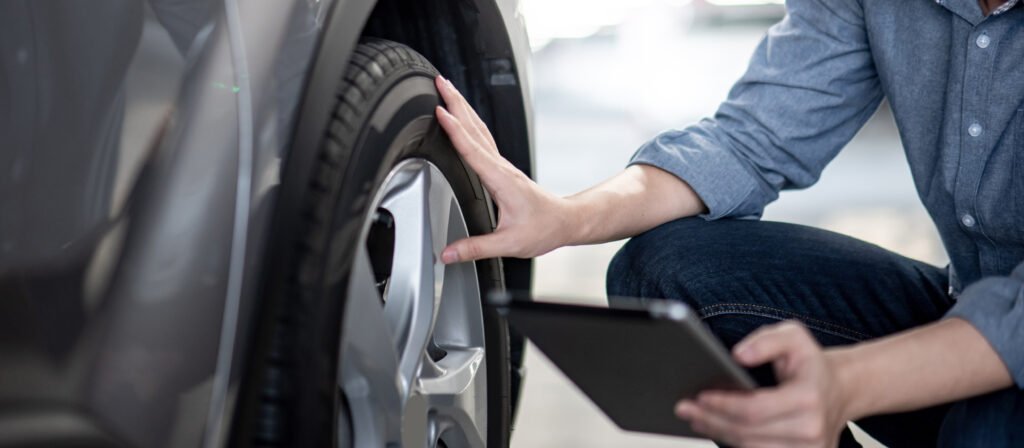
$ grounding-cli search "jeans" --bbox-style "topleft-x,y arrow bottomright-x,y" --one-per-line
607,218 -> 1024,447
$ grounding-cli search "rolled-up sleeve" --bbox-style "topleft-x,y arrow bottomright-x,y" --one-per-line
945,262 -> 1024,388
630,0 -> 883,219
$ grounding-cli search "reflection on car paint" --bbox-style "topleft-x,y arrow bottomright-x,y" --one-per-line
0,1 -> 328,446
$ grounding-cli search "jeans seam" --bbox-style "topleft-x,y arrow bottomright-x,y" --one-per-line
698,303 -> 871,342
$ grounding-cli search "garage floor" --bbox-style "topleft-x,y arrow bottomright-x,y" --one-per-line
509,9 -> 942,447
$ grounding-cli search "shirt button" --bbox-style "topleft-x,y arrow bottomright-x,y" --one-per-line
976,34 -> 991,48
961,214 -> 976,228
968,123 -> 983,137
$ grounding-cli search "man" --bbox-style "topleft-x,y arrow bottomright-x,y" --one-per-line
432,0 -> 1023,445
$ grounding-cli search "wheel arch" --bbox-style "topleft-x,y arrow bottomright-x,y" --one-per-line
284,0 -> 534,295
239,3 -> 533,441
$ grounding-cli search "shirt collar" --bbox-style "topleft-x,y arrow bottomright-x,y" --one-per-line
991,0 -> 1021,15
935,0 -> 1019,24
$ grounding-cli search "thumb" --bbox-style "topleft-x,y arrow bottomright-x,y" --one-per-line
441,232 -> 512,264
732,321 -> 813,367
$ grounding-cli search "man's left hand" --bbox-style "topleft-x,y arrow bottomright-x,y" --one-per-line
675,321 -> 851,448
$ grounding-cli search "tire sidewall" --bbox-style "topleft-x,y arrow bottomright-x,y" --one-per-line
320,68 -> 511,446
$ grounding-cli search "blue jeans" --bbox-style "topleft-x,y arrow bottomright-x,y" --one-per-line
607,218 -> 1024,447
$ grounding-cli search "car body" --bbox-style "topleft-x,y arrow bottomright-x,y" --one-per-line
0,0 -> 533,446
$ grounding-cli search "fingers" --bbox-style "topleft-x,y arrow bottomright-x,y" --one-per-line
434,75 -> 499,152
676,322 -> 838,447
441,232 -> 513,264
435,106 -> 507,198
733,321 -> 817,368
677,397 -> 819,447
696,388 -> 808,424
692,406 -> 828,448
675,401 -> 744,447
435,75 -> 496,150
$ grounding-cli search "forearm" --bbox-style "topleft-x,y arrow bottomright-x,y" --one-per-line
831,317 -> 1013,421
563,164 -> 706,245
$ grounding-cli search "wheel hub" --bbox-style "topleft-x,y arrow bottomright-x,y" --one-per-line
337,159 -> 488,448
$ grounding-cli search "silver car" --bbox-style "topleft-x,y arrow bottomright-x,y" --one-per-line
0,0 -> 533,447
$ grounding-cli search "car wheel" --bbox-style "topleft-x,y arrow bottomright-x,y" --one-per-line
244,39 -> 512,447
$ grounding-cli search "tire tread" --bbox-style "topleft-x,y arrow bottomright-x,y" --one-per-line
248,38 -> 513,448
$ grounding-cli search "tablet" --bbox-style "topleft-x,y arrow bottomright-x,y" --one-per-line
490,292 -> 756,438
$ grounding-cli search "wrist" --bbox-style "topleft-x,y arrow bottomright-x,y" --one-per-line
558,195 -> 589,246
827,347 -> 871,422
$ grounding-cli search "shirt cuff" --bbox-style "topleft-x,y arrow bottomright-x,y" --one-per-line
628,125 -> 763,220
944,275 -> 1024,388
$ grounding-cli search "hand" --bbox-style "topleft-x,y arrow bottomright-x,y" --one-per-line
434,75 -> 575,263
675,321 -> 851,448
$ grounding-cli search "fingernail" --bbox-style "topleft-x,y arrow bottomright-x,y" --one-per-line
675,402 -> 694,418
441,248 -> 458,264
734,343 -> 752,360
445,78 -> 455,90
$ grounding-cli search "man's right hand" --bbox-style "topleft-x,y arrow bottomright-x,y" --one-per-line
434,75 -> 706,264
434,75 -> 577,264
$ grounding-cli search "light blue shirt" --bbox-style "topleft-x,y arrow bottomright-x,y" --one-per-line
631,0 -> 1024,386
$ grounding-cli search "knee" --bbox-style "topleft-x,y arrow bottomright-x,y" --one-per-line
606,217 -> 714,301
606,237 -> 646,299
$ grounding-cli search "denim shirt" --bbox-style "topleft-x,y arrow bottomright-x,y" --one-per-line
630,0 -> 1024,387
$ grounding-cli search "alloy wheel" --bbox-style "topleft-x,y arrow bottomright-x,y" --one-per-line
338,158 -> 488,448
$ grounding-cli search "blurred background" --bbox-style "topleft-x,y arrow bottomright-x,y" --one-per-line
511,0 -> 945,446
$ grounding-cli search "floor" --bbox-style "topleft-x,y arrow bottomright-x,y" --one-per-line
508,7 -> 944,447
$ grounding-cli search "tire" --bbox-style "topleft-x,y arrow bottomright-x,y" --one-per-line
239,39 -> 514,447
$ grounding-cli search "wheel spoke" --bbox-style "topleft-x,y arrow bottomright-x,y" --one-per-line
417,347 -> 485,396
380,164 -> 439,397
343,159 -> 489,448
399,392 -> 437,448
420,346 -> 487,448
339,245 -> 403,446
433,258 -> 485,351
423,172 -> 456,308
403,346 -> 486,448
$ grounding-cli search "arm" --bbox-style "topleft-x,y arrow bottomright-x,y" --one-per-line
675,269 -> 1024,448
835,318 -> 1012,419
433,76 -> 706,263
436,0 -> 882,263
677,261 -> 1024,447
566,165 -> 707,244
675,256 -> 1024,446
675,319 -> 1013,448
631,0 -> 882,219
840,260 -> 1024,418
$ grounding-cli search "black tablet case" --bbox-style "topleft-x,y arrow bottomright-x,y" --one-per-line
499,298 -> 755,438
